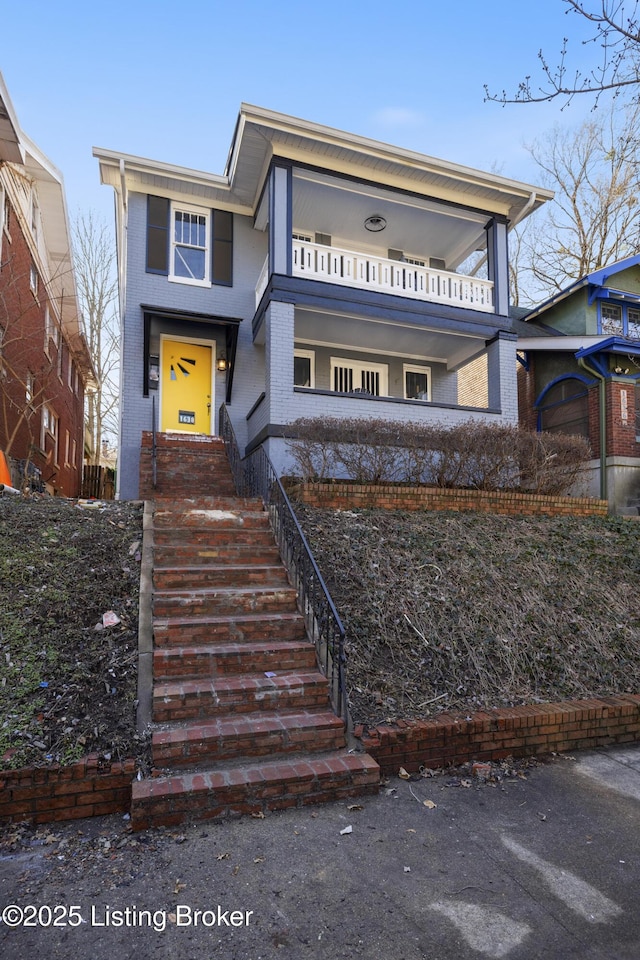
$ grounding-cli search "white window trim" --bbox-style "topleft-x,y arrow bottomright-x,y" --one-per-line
330,357 -> 388,396
168,202 -> 210,287
294,348 -> 316,388
41,404 -> 59,464
403,363 -> 432,401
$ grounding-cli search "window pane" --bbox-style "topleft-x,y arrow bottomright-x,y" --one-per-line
601,303 -> 623,335
174,245 -> 206,279
406,371 -> 428,399
628,308 -> 640,339
294,356 -> 311,387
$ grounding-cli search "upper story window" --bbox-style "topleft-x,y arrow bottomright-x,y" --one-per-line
30,263 -> 38,296
146,196 -> 233,286
171,206 -> 209,285
599,300 -> 640,339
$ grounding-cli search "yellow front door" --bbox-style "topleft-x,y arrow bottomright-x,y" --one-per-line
160,338 -> 212,434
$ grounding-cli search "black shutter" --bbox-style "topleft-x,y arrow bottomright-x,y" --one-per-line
146,196 -> 169,274
212,210 -> 233,286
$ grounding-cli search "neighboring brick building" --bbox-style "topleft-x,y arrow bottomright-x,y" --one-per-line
516,256 -> 640,515
0,73 -> 93,496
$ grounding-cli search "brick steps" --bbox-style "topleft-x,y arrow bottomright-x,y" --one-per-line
152,584 -> 299,618
153,671 -> 331,722
132,437 -> 379,829
154,526 -> 276,547
152,709 -> 346,767
153,640 -> 319,681
153,610 -> 307,646
131,751 -> 380,829
153,564 -> 290,590
153,543 -> 282,565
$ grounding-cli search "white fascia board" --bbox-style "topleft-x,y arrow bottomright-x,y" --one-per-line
93,146 -> 230,189
517,336 -> 610,351
238,103 -> 554,209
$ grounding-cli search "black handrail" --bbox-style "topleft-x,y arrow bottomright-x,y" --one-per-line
219,405 -> 347,721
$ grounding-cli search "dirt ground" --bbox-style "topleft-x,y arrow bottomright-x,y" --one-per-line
0,496 -> 147,772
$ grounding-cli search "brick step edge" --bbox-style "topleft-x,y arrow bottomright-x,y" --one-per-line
151,709 -> 346,766
130,752 -> 381,829
152,671 -> 331,722
153,640 -> 318,680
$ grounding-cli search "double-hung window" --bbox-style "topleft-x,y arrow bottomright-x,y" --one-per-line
146,196 -> 233,286
170,205 -> 210,285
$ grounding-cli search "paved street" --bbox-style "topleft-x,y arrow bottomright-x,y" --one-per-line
1,746 -> 639,959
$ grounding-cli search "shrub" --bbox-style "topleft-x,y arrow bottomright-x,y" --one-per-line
285,418 -> 591,495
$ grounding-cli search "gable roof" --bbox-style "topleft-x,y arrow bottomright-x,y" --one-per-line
522,254 -> 640,323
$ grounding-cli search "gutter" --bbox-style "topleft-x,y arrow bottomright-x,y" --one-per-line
578,356 -> 607,501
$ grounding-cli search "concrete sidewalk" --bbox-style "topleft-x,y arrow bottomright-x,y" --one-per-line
1,745 -> 639,959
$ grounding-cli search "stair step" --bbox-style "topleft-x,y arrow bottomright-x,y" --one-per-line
153,585 -> 298,618
153,564 -> 290,590
152,709 -> 346,767
131,751 -> 380,829
153,671 -> 330,722
153,640 -> 318,680
153,611 -> 306,646
153,543 -> 282,565
153,526 -> 275,547
154,497 -> 264,512
153,508 -> 270,529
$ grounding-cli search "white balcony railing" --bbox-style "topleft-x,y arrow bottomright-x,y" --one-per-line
295,241 -> 493,312
255,241 -> 495,312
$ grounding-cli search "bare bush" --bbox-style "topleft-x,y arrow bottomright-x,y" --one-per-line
286,418 -> 591,495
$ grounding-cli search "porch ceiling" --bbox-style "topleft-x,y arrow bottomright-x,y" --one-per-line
294,307 -> 489,370
292,171 -> 489,270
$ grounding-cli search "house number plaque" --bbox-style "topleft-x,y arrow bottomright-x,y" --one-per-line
178,410 -> 196,425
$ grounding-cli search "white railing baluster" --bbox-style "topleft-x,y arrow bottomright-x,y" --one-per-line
285,239 -> 495,312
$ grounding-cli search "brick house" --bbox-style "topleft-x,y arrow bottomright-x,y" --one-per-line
0,73 -> 93,496
516,256 -> 640,514
94,104 -> 552,499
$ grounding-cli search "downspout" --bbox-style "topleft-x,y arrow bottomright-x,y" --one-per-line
578,356 -> 607,502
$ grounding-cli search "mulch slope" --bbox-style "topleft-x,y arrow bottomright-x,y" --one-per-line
295,505 -> 640,726
0,496 -> 147,771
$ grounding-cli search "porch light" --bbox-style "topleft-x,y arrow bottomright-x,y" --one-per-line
364,215 -> 387,232
217,356 -> 229,372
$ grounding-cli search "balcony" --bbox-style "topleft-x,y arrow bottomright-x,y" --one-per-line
256,240 -> 494,313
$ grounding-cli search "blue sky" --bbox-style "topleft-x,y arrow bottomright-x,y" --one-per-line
2,0 -> 602,224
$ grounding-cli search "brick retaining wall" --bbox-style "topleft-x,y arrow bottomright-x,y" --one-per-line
0,756 -> 136,824
355,695 -> 640,776
288,481 -> 608,517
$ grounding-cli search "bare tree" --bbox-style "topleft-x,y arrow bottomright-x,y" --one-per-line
512,101 -> 640,301
73,212 -> 119,465
485,0 -> 640,106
